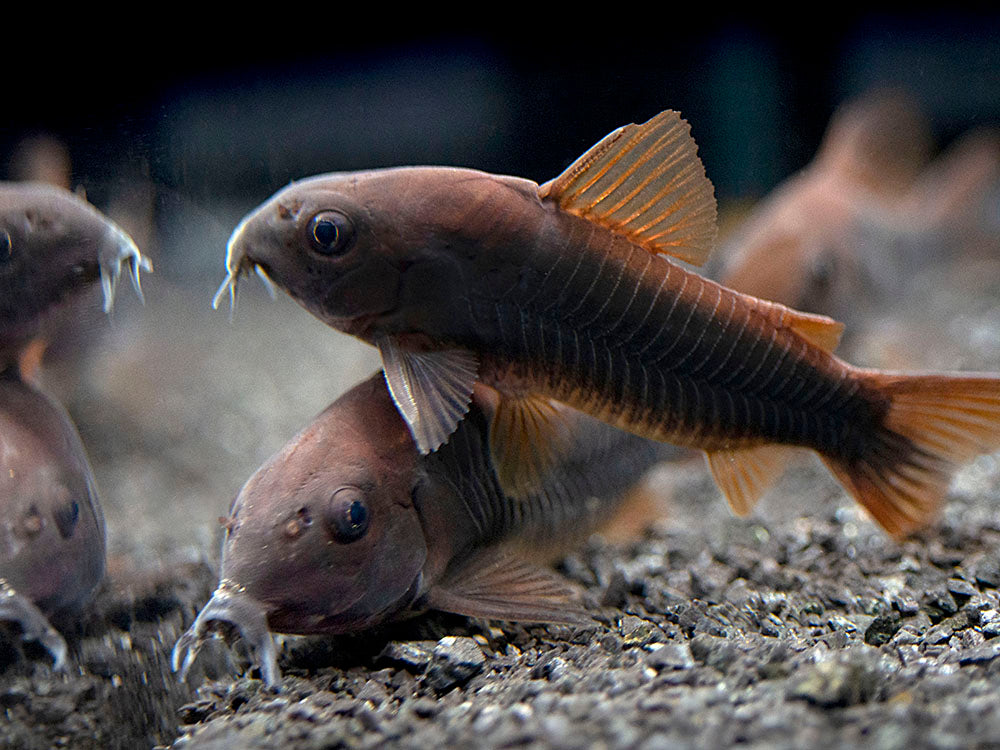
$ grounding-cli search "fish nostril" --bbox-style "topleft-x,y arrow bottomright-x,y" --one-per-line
276,199 -> 302,220
21,505 -> 44,537
282,507 -> 313,540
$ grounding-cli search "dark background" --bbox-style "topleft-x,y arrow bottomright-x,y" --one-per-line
3,14 -> 998,213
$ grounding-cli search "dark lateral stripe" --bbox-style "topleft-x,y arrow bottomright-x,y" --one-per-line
498,239 -> 866,452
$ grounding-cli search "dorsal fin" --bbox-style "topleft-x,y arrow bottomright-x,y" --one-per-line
539,110 -> 718,266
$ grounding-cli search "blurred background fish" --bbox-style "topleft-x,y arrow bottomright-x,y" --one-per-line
714,91 -> 1000,356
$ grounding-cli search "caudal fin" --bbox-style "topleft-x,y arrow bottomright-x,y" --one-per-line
821,372 -> 1000,539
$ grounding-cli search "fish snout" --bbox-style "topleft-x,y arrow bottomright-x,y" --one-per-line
213,211 -> 277,315
171,581 -> 280,688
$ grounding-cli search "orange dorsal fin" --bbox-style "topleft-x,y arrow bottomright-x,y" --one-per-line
539,110 -> 718,267
706,444 -> 798,515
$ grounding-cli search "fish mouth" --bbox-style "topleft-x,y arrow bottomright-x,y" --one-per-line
171,580 -> 281,688
212,215 -> 276,318
98,222 -> 152,314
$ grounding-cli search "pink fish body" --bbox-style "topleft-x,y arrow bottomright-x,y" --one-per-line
0,372 -> 105,668
172,372 -> 668,686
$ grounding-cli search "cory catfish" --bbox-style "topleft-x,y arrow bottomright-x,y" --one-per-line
217,110 -> 1000,539
172,373 -> 669,687
0,370 -> 105,668
0,182 -> 150,375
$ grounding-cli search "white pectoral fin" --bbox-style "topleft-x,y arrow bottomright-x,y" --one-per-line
378,336 -> 479,454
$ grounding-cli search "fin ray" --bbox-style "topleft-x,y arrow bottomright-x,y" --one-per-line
378,337 -> 479,454
706,444 -> 797,515
540,110 -> 718,267
426,550 -> 590,625
489,392 -> 572,499
824,371 -> 1000,539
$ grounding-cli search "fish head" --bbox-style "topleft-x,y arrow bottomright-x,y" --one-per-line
0,377 -> 105,616
0,182 -> 150,341
218,374 -> 429,635
219,172 -> 404,339
219,167 -> 496,341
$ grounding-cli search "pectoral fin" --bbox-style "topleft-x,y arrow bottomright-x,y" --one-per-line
488,391 -> 572,499
426,549 -> 590,625
539,110 -> 717,267
378,336 -> 479,454
705,444 -> 798,515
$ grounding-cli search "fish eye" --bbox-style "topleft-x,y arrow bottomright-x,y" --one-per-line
324,487 -> 370,544
53,499 -> 80,539
0,229 -> 11,264
308,211 -> 354,257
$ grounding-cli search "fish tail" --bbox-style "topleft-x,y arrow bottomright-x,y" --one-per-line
820,371 -> 1000,539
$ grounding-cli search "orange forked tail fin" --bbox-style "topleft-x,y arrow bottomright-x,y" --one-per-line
821,372 -> 1000,539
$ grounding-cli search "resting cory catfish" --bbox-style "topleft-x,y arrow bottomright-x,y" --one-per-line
218,110 -> 1000,539
172,373 -> 667,687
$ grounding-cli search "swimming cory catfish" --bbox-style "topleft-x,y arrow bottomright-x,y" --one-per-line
218,110 -> 1000,539
172,372 -> 668,687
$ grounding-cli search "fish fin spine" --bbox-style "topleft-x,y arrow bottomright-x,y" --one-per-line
824,371 -> 1000,539
540,110 -> 718,267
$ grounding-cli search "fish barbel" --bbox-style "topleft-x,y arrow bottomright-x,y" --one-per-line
218,109 -> 1000,538
171,372 -> 669,687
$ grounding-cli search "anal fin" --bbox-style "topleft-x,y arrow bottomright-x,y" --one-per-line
705,444 -> 797,515
426,549 -> 590,626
